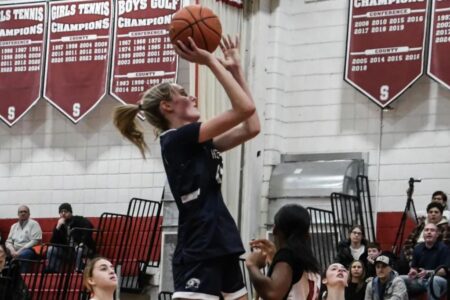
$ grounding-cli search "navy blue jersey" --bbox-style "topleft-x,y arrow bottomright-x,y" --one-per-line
160,122 -> 244,263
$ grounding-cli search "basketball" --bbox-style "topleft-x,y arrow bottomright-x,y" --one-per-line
169,5 -> 222,53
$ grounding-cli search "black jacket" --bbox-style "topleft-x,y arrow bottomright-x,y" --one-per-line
335,239 -> 368,269
50,216 -> 95,252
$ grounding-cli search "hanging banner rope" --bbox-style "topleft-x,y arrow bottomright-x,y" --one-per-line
110,0 -> 181,106
0,2 -> 47,126
44,0 -> 113,123
344,0 -> 429,108
427,0 -> 450,90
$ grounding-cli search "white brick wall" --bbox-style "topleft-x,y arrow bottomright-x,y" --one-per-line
251,0 -> 450,227
0,60 -> 190,218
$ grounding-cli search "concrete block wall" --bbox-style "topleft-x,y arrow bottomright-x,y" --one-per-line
253,0 -> 450,239
0,59 -> 190,219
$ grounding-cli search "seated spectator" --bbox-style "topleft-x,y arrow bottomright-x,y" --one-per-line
46,203 -> 95,272
335,225 -> 368,269
402,202 -> 449,265
418,191 -> 450,221
83,257 -> 117,300
345,260 -> 367,300
5,205 -> 42,272
321,263 -> 348,300
246,204 -> 321,300
366,242 -> 382,278
365,254 -> 407,300
400,223 -> 449,300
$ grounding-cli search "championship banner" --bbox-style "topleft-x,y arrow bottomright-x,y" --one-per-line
344,0 -> 429,108
44,0 -> 113,123
0,3 -> 46,127
110,0 -> 181,105
427,0 -> 450,90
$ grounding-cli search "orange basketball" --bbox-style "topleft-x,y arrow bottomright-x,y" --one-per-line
169,5 -> 222,53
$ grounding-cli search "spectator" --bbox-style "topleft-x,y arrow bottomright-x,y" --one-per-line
46,203 -> 95,272
5,205 -> 42,272
246,204 -> 320,300
366,242 -> 382,278
400,223 -> 449,300
402,202 -> 450,265
321,263 -> 348,300
83,257 -> 117,300
345,260 -> 367,300
335,225 -> 368,269
417,191 -> 450,222
365,254 -> 408,300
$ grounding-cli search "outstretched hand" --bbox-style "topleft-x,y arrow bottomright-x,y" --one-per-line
173,37 -> 214,65
218,35 -> 241,71
250,239 -> 276,264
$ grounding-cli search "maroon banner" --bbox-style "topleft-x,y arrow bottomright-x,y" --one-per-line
44,0 -> 112,123
344,0 -> 429,108
0,3 -> 46,127
427,0 -> 450,90
217,0 -> 243,8
110,0 -> 180,105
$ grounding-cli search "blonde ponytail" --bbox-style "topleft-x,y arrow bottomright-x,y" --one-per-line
112,82 -> 175,158
113,104 -> 149,158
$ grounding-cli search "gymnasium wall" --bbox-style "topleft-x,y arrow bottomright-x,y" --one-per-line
252,0 -> 450,241
0,59 -> 190,219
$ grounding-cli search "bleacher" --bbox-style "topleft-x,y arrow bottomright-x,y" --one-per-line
0,197 -> 163,300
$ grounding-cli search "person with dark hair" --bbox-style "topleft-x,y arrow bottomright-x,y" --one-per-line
366,242 -> 382,278
321,263 -> 348,300
114,35 -> 260,300
345,260 -> 367,300
246,204 -> 321,300
335,225 -> 368,269
365,254 -> 407,300
402,202 -> 450,265
46,203 -> 95,272
432,191 -> 447,209
83,257 -> 117,300
431,191 -> 449,220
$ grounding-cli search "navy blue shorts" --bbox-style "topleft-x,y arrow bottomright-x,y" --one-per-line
172,255 -> 247,300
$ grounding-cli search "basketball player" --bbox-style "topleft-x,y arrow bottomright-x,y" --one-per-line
114,35 -> 260,300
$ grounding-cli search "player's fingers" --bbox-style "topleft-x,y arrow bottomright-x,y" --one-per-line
222,35 -> 230,49
227,34 -> 234,48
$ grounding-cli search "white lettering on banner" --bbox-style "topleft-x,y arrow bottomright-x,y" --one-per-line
118,15 -> 172,28
51,4 -> 76,20
0,24 -> 43,37
354,0 -> 424,8
150,0 -> 179,10
73,103 -> 80,117
118,0 -> 147,15
78,2 -> 110,16
0,10 -> 12,22
13,7 -> 44,21
51,18 -> 109,32
8,107 -> 15,121
379,85 -> 390,100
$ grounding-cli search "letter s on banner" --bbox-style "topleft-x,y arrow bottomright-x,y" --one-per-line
73,103 -> 80,117
380,85 -> 389,101
8,106 -> 15,121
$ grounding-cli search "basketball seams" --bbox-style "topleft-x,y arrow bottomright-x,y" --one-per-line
199,19 -> 222,38
169,5 -> 221,52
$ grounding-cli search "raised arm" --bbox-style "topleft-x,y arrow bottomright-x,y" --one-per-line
174,38 -> 256,146
213,36 -> 260,152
